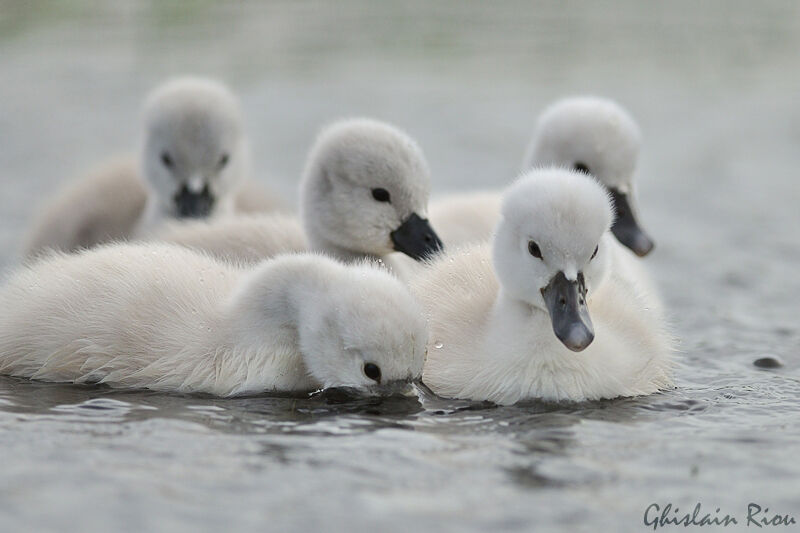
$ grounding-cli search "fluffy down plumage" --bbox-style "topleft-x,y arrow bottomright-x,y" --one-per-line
413,169 -> 673,405
22,77 -> 285,259
0,244 -> 427,396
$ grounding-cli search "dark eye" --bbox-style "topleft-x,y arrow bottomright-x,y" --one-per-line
371,188 -> 391,203
161,152 -> 174,168
218,153 -> 229,168
363,362 -> 382,383
528,240 -> 542,259
574,162 -> 590,174
591,245 -> 599,260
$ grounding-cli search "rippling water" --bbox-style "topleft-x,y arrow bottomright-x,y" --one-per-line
1,2 -> 799,531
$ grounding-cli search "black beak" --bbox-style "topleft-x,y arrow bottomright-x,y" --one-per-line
540,271 -> 594,352
390,213 -> 444,261
608,188 -> 654,257
174,184 -> 215,218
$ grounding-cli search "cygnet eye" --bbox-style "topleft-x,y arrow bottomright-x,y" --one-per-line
218,153 -> 229,169
161,152 -> 174,169
363,362 -> 382,383
371,188 -> 391,203
574,162 -> 590,174
528,240 -> 543,260
591,245 -> 599,260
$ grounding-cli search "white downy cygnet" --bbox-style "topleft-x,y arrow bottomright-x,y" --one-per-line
429,96 -> 655,257
157,118 -> 444,272
22,77 -> 283,259
0,244 -> 427,396
413,168 -> 673,405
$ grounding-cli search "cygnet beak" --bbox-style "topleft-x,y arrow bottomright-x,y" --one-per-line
540,271 -> 594,352
173,182 -> 215,218
608,188 -> 655,257
390,213 -> 444,261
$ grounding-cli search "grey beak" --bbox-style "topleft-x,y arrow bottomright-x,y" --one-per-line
390,213 -> 444,261
174,183 -> 215,218
540,271 -> 594,352
608,188 -> 655,257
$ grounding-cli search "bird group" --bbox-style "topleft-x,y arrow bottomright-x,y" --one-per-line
0,76 -> 673,405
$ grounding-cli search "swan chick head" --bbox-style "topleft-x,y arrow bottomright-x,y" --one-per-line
493,168 -> 613,351
297,258 -> 428,390
140,76 -> 248,219
300,118 -> 443,262
525,96 -> 654,256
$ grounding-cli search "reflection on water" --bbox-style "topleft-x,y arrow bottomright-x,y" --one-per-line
1,1 -> 800,532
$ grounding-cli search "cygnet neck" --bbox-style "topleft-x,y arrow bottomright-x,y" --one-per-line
306,234 -> 381,264
221,256 -> 335,389
494,287 -> 549,326
135,186 -> 236,238
483,287 -> 558,364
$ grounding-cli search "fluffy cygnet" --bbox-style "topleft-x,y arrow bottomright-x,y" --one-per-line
0,244 -> 427,396
523,96 -> 654,256
22,77 -> 283,259
300,118 -> 443,262
429,96 -> 655,256
157,118 -> 444,269
414,168 -> 673,405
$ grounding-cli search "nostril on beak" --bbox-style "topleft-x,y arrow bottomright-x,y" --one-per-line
559,298 -> 567,307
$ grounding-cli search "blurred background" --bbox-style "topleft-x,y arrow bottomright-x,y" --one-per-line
1,2 -> 799,532
2,1 -> 799,261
